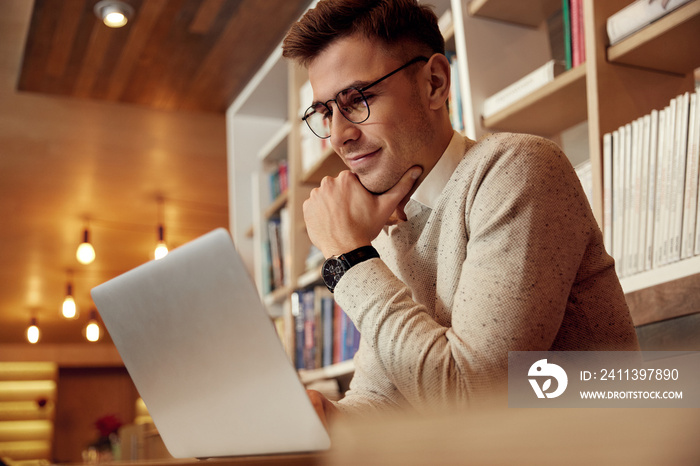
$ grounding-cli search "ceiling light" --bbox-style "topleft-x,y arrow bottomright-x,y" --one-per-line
85,310 -> 101,343
154,225 -> 168,260
94,1 -> 134,28
154,198 -> 168,260
62,279 -> 78,319
76,228 -> 96,265
27,318 -> 40,344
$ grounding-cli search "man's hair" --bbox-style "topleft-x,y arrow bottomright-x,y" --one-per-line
282,0 -> 445,67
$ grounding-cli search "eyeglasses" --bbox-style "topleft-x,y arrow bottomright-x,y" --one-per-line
302,56 -> 429,139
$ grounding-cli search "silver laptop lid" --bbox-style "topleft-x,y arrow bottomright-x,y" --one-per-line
91,228 -> 330,458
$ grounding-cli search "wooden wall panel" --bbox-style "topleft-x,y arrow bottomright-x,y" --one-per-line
52,367 -> 138,464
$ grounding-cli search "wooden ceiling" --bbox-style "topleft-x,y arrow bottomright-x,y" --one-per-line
0,0 -> 309,348
18,0 -> 310,113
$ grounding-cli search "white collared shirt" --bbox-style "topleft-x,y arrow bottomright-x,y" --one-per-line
411,130 -> 468,209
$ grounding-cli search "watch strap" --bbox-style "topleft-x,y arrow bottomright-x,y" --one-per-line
339,245 -> 380,269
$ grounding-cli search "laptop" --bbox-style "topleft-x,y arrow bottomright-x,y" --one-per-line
91,228 -> 331,459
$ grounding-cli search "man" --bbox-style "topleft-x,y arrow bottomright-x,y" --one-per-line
282,0 -> 639,424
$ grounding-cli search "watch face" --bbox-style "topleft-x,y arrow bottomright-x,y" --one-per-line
322,258 -> 345,291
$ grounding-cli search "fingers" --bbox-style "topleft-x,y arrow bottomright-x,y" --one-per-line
306,389 -> 337,431
379,166 -> 423,221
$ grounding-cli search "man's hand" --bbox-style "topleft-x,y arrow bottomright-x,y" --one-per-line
306,389 -> 338,430
303,166 -> 423,258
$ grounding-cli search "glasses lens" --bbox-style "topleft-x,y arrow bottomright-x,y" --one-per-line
304,104 -> 331,139
336,88 -> 369,124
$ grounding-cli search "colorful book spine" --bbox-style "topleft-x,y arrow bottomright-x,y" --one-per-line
562,0 -> 573,70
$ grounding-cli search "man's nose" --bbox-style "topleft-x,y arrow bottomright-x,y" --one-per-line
329,106 -> 361,147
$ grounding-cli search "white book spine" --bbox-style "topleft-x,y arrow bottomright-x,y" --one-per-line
482,60 -> 559,118
682,92 -> 699,258
671,93 -> 690,262
653,107 -> 668,268
607,0 -> 693,45
645,110 -> 659,271
603,132 -> 614,255
663,98 -> 679,264
629,119 -> 642,274
637,116 -> 650,274
638,115 -> 651,271
623,123 -> 634,277
612,129 -> 625,275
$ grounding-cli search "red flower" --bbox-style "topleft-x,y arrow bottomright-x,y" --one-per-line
95,414 -> 122,437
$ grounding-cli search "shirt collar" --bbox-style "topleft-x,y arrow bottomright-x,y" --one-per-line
411,130 -> 467,209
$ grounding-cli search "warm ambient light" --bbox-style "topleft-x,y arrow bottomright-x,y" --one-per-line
154,225 -> 168,260
86,311 -> 101,342
62,282 -> 78,319
62,295 -> 77,319
76,228 -> 96,265
27,318 -> 40,344
94,1 -> 134,28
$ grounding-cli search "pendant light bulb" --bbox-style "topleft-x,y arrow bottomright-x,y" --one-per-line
86,311 -> 101,342
62,295 -> 77,319
154,225 -> 168,260
27,318 -> 40,344
76,228 -> 96,264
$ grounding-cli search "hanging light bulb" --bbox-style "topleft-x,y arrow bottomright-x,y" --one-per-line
62,282 -> 78,319
85,310 -> 101,342
27,318 -> 40,344
154,198 -> 168,260
76,228 -> 96,265
154,225 -> 168,260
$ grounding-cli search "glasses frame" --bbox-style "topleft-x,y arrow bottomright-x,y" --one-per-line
302,56 -> 430,139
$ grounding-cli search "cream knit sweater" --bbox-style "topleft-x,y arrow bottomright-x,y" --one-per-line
334,132 -> 639,413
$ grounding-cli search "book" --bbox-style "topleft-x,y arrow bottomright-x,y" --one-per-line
622,123 -> 633,275
682,92 -> 699,259
321,291 -> 335,367
482,59 -> 566,118
562,0 -> 573,70
302,289 -> 318,370
267,217 -> 284,290
547,8 -> 567,67
645,110 -> 660,271
652,107 -> 670,267
607,0 -> 693,45
612,129 -> 625,273
570,0 -> 585,67
602,132 -> 613,254
291,291 -> 305,370
670,93 -> 691,263
638,114 -> 651,272
629,119 -> 642,274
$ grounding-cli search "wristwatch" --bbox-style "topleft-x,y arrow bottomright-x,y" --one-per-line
321,245 -> 380,293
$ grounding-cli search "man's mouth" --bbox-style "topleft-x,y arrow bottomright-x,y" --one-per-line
345,148 -> 380,170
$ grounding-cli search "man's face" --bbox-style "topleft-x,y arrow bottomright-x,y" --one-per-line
307,35 -> 431,194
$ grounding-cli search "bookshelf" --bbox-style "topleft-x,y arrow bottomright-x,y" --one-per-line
227,0 -> 700,387
606,0 -> 700,75
468,0 -> 562,28
482,64 -> 587,136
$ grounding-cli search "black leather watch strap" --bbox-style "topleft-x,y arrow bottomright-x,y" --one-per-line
339,245 -> 380,268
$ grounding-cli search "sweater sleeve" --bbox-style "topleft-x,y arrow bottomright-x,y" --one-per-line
334,135 -> 603,411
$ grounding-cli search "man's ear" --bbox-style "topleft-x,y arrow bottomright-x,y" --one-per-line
425,53 -> 451,111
